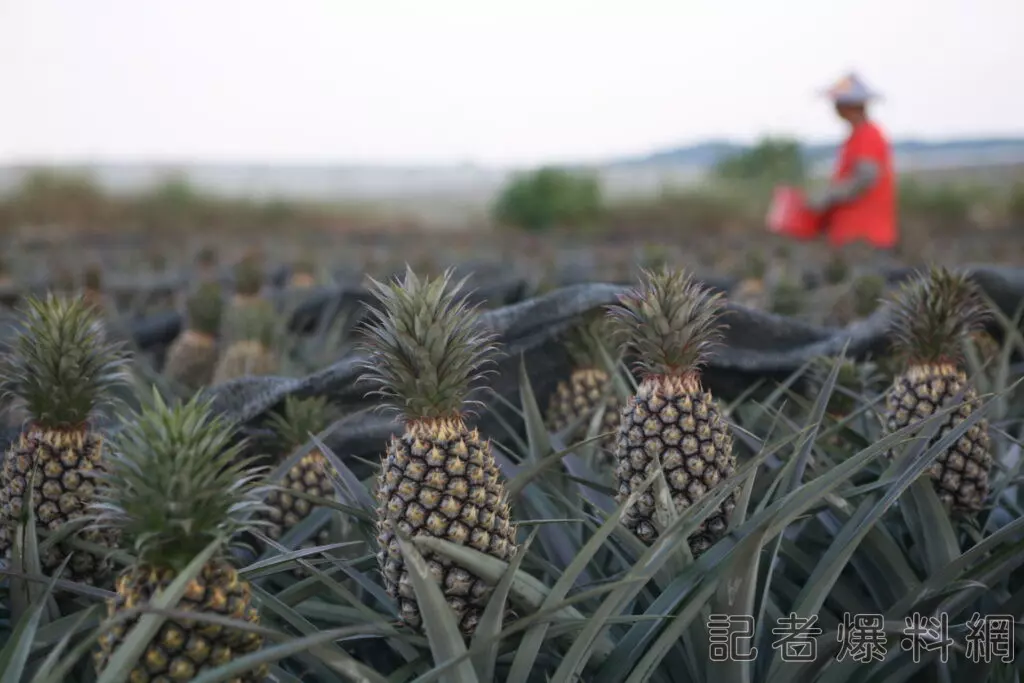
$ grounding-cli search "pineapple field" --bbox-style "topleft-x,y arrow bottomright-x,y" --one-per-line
0,229 -> 1022,683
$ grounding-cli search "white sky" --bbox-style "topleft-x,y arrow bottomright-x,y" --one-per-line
1,0 -> 1021,166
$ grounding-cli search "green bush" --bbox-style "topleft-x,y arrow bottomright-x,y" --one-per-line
714,137 -> 806,184
897,179 -> 975,230
492,167 -> 603,232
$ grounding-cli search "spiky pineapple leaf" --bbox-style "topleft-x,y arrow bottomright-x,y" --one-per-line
264,394 -> 332,454
0,294 -> 131,428
92,389 -> 269,569
606,266 -> 726,378
358,266 -> 500,421
889,265 -> 990,366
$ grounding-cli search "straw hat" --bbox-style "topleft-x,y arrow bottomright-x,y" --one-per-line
822,72 -> 881,104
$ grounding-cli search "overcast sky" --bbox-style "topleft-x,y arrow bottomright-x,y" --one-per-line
1,0 -> 1021,166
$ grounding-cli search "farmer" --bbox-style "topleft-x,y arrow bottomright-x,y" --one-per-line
806,72 -> 898,251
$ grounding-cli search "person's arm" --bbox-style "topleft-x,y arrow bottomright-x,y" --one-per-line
807,159 -> 880,211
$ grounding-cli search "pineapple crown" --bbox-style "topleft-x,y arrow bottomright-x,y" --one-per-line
82,264 -> 103,292
357,266 -> 500,421
562,310 -> 614,370
185,282 -> 224,337
852,273 -> 886,317
0,295 -> 131,429
233,255 -> 265,297
195,245 -> 218,268
223,297 -> 279,348
889,266 -> 989,367
92,391 -> 268,570
606,267 -> 726,379
264,395 -> 332,453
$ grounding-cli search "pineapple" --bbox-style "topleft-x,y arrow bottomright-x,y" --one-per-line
545,313 -> 621,472
883,266 -> 992,514
92,393 -> 267,682
0,295 -> 131,584
359,267 -> 518,635
260,395 -> 335,544
231,252 -> 266,308
808,356 -> 881,420
288,255 -> 318,289
213,260 -> 279,383
165,282 -> 224,391
195,245 -> 219,284
82,263 -> 105,312
606,268 -> 736,555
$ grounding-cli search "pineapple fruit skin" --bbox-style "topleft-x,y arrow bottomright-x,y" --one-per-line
213,341 -> 278,383
165,330 -> 218,391
264,450 -> 334,540
377,419 -> 516,635
0,429 -> 115,584
546,368 -> 621,470
884,364 -> 992,513
94,560 -> 266,683
615,376 -> 736,556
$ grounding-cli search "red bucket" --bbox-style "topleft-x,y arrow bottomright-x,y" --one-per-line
766,186 -> 821,240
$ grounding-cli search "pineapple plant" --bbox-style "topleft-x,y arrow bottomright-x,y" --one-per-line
194,245 -> 219,284
358,267 -> 518,635
545,313 -> 621,472
231,252 -> 266,308
213,299 -> 280,383
82,263 -> 107,313
0,295 -> 131,584
260,395 -> 335,544
165,282 -> 224,391
606,268 -> 736,556
770,274 -> 807,317
213,259 -> 279,383
92,392 -> 267,682
288,255 -> 318,289
882,266 -> 992,514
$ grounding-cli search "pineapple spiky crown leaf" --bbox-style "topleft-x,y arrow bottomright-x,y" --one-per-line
0,295 -> 131,429
223,297 -> 278,347
562,310 -> 614,370
195,245 -> 218,268
185,282 -> 224,336
93,390 -> 268,570
606,267 -> 727,379
233,254 -> 265,297
357,266 -> 500,421
82,264 -> 103,292
265,395 -> 331,452
889,266 -> 989,366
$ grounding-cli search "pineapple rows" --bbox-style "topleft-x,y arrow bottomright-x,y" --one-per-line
0,260 -> 1002,679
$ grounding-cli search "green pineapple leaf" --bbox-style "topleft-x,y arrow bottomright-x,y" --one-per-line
357,266 -> 500,421
606,266 -> 727,379
92,389 -> 269,570
0,294 -> 131,429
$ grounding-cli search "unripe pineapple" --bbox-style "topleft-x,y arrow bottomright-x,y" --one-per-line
770,275 -> 807,317
808,355 -> 882,420
92,393 -> 267,682
165,282 -> 224,391
545,313 -> 621,472
883,266 -> 992,514
82,264 -> 107,313
359,267 -> 518,636
231,253 -> 266,307
606,268 -> 736,556
260,395 -> 335,543
0,295 -> 131,584
288,255 -> 318,289
213,297 -> 279,384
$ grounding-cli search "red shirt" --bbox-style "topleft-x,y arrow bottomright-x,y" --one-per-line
825,120 -> 897,248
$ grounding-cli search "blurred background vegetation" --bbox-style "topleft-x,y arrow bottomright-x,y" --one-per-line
2,137 -> 1024,266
